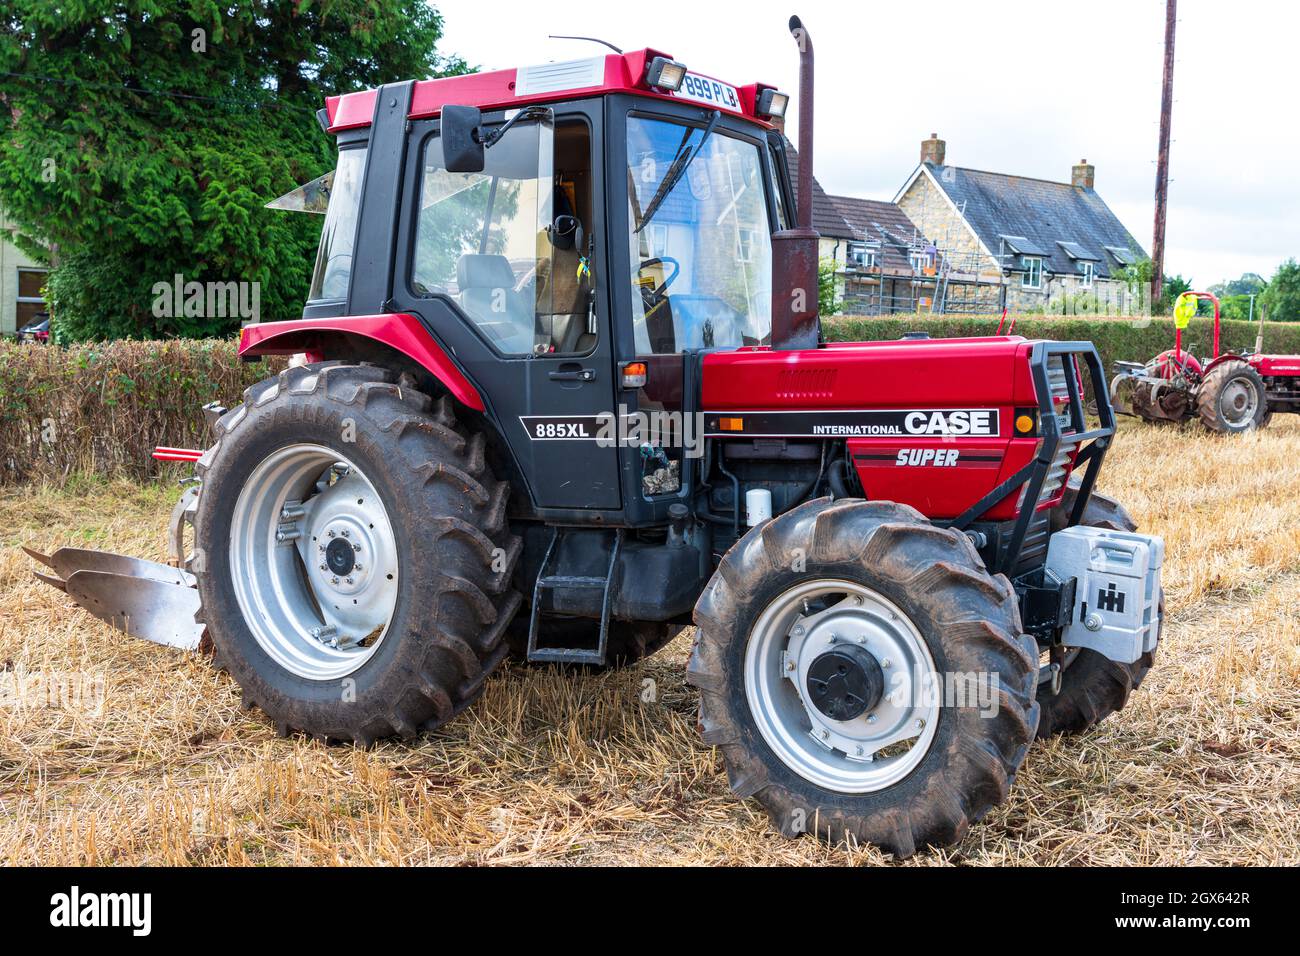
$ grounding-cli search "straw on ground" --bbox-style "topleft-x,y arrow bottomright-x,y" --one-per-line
1,419 -> 1297,865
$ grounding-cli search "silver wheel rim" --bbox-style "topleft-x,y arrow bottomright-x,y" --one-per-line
744,579 -> 940,793
229,444 -> 400,681
1219,375 -> 1259,425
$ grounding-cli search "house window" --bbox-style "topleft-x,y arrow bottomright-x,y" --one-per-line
1021,256 -> 1043,289
16,267 -> 49,329
911,251 -> 934,273
847,242 -> 876,269
644,223 -> 670,258
736,227 -> 758,263
1079,261 -> 1094,288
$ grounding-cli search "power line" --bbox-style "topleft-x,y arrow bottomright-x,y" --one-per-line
0,70 -> 316,113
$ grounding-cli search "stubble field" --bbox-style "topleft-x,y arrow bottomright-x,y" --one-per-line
2,419 -> 1297,865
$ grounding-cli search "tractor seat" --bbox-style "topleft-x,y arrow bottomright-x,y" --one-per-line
456,254 -> 534,353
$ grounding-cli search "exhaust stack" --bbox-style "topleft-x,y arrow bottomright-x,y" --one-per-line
770,14 -> 821,351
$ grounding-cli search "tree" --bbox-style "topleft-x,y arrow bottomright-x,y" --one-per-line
818,258 -> 842,317
1260,259 -> 1300,322
0,2 -> 467,340
1209,272 -> 1266,298
1113,257 -> 1190,314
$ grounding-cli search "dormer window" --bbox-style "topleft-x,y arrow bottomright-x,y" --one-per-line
847,242 -> 876,269
1079,261 -> 1095,288
1021,256 -> 1043,289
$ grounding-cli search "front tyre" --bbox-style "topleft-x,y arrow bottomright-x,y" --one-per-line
688,499 -> 1038,856
194,363 -> 521,744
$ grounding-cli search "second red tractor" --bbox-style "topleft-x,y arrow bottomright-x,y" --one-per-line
1112,290 -> 1300,432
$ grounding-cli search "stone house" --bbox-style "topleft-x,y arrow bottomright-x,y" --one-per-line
783,140 -> 942,313
0,209 -> 47,337
894,134 -> 1147,313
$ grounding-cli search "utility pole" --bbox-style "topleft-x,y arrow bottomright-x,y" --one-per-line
1151,0 -> 1177,308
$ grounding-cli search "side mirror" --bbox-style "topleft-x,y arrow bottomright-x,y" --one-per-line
442,105 -> 485,173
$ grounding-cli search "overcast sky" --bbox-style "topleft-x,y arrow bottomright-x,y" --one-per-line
435,0 -> 1297,288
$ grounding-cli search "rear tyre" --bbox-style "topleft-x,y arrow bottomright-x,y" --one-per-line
194,363 -> 521,744
1196,360 -> 1268,433
689,498 -> 1038,856
1037,479 -> 1160,738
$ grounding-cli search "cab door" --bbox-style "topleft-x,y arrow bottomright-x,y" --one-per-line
391,103 -> 622,513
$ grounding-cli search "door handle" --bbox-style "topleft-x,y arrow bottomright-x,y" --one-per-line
548,368 -> 596,382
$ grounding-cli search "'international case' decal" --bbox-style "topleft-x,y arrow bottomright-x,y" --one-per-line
704,409 -> 1000,438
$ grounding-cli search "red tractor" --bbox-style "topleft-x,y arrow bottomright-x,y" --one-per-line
1112,290 -> 1300,432
28,17 -> 1165,855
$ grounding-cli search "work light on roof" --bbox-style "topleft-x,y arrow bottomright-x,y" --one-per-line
645,56 -> 687,92
756,88 -> 789,119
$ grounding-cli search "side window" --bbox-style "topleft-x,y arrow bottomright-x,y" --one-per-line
309,146 -> 367,302
411,118 -> 596,356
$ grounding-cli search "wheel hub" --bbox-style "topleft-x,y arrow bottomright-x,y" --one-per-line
806,644 -> 884,721
229,446 -> 400,680
744,580 -> 940,794
1220,377 -> 1258,423
325,536 -> 356,577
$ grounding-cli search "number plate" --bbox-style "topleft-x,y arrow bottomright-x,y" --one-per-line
672,72 -> 742,112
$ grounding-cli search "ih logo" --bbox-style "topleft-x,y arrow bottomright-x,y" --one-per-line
1096,582 -> 1126,614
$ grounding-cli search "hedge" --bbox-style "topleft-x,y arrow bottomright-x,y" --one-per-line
824,313 -> 1300,375
0,340 -> 282,485
3,314 -> 1297,485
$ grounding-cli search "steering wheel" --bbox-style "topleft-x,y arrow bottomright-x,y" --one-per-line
637,256 -> 681,299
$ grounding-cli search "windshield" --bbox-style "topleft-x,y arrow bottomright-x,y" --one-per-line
626,116 -> 772,353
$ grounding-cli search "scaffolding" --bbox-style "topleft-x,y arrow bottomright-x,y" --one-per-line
837,193 -> 1005,317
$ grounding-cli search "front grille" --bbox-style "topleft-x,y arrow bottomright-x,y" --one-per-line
1038,354 -> 1079,503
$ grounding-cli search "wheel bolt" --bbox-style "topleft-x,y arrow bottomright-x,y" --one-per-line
341,530 -> 349,538
867,714 -> 878,724
331,577 -> 339,585
352,543 -> 361,551
327,530 -> 335,538
319,564 -> 327,571
881,658 -> 891,668
346,577 -> 354,585
354,564 -> 363,571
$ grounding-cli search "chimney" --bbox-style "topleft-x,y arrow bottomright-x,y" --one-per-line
920,132 -> 945,166
1072,158 -> 1095,189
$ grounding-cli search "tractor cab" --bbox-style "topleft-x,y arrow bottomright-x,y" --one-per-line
278,50 -> 795,521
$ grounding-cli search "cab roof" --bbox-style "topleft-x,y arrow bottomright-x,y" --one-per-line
325,49 -> 778,133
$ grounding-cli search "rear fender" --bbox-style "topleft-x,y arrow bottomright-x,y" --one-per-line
1200,353 -> 1251,376
238,314 -> 484,411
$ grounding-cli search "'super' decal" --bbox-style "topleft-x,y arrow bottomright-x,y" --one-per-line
852,449 -> 1003,468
